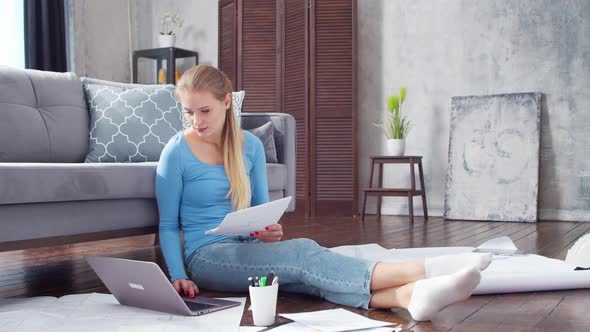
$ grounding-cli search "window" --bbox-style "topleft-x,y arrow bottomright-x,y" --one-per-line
0,0 -> 25,69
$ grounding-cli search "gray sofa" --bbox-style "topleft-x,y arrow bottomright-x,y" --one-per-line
0,67 -> 295,247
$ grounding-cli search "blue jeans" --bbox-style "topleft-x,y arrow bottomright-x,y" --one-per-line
187,237 -> 377,309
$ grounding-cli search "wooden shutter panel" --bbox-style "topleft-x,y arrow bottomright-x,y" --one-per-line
219,0 -> 357,216
240,0 -> 277,113
284,0 -> 308,208
218,0 -> 237,89
312,0 -> 355,215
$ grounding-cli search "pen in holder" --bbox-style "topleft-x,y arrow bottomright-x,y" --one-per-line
248,281 -> 279,326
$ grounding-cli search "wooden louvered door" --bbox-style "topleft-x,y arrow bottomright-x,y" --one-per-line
218,0 -> 357,217
308,0 -> 356,216
218,0 -> 237,89
282,0 -> 310,214
239,0 -> 279,113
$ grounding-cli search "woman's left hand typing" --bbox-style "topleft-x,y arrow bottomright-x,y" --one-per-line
251,223 -> 283,243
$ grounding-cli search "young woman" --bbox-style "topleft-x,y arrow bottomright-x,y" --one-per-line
155,65 -> 492,321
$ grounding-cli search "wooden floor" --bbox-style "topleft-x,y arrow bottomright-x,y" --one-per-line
1,215 -> 589,331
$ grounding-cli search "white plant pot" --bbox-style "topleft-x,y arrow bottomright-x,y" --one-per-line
159,34 -> 176,48
387,139 -> 405,156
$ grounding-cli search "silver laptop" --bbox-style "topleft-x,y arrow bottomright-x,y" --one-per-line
86,255 -> 241,316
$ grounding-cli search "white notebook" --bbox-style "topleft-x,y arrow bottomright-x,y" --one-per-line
205,196 -> 292,236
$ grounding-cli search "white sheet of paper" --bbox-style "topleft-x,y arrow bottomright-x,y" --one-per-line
237,321 -> 400,332
330,237 -> 590,295
205,196 -> 292,236
279,308 -> 393,332
239,322 -> 314,332
472,235 -> 524,255
0,293 -> 246,332
329,243 -> 392,261
477,236 -> 518,251
238,327 -> 266,332
331,245 -> 474,263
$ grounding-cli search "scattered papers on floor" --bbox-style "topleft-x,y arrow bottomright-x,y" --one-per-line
279,308 -> 395,332
330,236 -> 590,295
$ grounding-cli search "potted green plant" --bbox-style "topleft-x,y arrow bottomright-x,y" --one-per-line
373,86 -> 412,156
159,13 -> 184,48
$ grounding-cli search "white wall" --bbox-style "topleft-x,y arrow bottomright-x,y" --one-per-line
0,0 -> 25,69
358,0 -> 590,221
131,0 -> 218,84
71,0 -> 218,83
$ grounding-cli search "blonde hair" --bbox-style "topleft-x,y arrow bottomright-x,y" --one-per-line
176,65 -> 251,210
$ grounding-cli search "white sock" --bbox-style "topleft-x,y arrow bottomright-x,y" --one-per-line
407,267 -> 481,321
425,253 -> 493,278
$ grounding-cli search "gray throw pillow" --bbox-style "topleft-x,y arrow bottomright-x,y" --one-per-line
247,121 -> 278,163
83,83 -> 183,162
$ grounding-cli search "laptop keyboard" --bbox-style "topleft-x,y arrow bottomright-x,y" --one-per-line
184,301 -> 216,311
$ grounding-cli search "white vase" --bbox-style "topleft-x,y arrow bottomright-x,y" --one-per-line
387,139 -> 405,156
158,34 -> 176,48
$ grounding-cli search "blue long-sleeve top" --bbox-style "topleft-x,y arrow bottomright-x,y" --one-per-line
155,130 -> 269,281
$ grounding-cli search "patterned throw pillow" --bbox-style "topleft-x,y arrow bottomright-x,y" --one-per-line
247,121 -> 278,163
232,90 -> 245,118
83,84 -> 183,162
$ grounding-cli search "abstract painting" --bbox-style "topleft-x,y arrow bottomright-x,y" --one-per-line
444,93 -> 542,222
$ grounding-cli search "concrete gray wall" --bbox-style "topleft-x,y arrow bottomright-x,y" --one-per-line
71,0 -> 132,82
70,0 -> 218,83
358,0 -> 590,221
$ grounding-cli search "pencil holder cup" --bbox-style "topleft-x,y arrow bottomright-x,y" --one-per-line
248,283 -> 279,326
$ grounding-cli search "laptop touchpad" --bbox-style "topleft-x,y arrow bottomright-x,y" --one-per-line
184,301 -> 216,311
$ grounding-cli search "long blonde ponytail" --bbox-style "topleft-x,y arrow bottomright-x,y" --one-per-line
176,65 -> 251,210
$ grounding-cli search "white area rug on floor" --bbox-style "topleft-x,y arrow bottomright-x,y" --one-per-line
330,236 -> 590,295
0,293 -> 246,332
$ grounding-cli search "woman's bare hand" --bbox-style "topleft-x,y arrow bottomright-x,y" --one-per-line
251,223 -> 283,243
172,278 -> 199,298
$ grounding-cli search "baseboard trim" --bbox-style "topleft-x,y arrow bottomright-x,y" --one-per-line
539,209 -> 590,222
378,205 -> 444,217
374,205 -> 590,222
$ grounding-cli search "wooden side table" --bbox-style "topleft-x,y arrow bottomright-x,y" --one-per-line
361,156 -> 428,223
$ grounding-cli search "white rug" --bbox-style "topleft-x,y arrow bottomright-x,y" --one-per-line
0,293 -> 245,332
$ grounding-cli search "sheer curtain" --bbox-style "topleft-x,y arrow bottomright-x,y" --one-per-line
0,0 -> 25,68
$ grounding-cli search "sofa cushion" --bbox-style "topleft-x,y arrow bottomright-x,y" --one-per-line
0,163 -> 157,205
0,67 -> 89,162
0,162 -> 285,205
247,121 -> 278,163
0,199 -> 158,242
267,163 -> 288,191
83,83 -> 183,162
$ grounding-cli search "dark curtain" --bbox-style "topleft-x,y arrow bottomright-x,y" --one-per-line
24,0 -> 67,72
